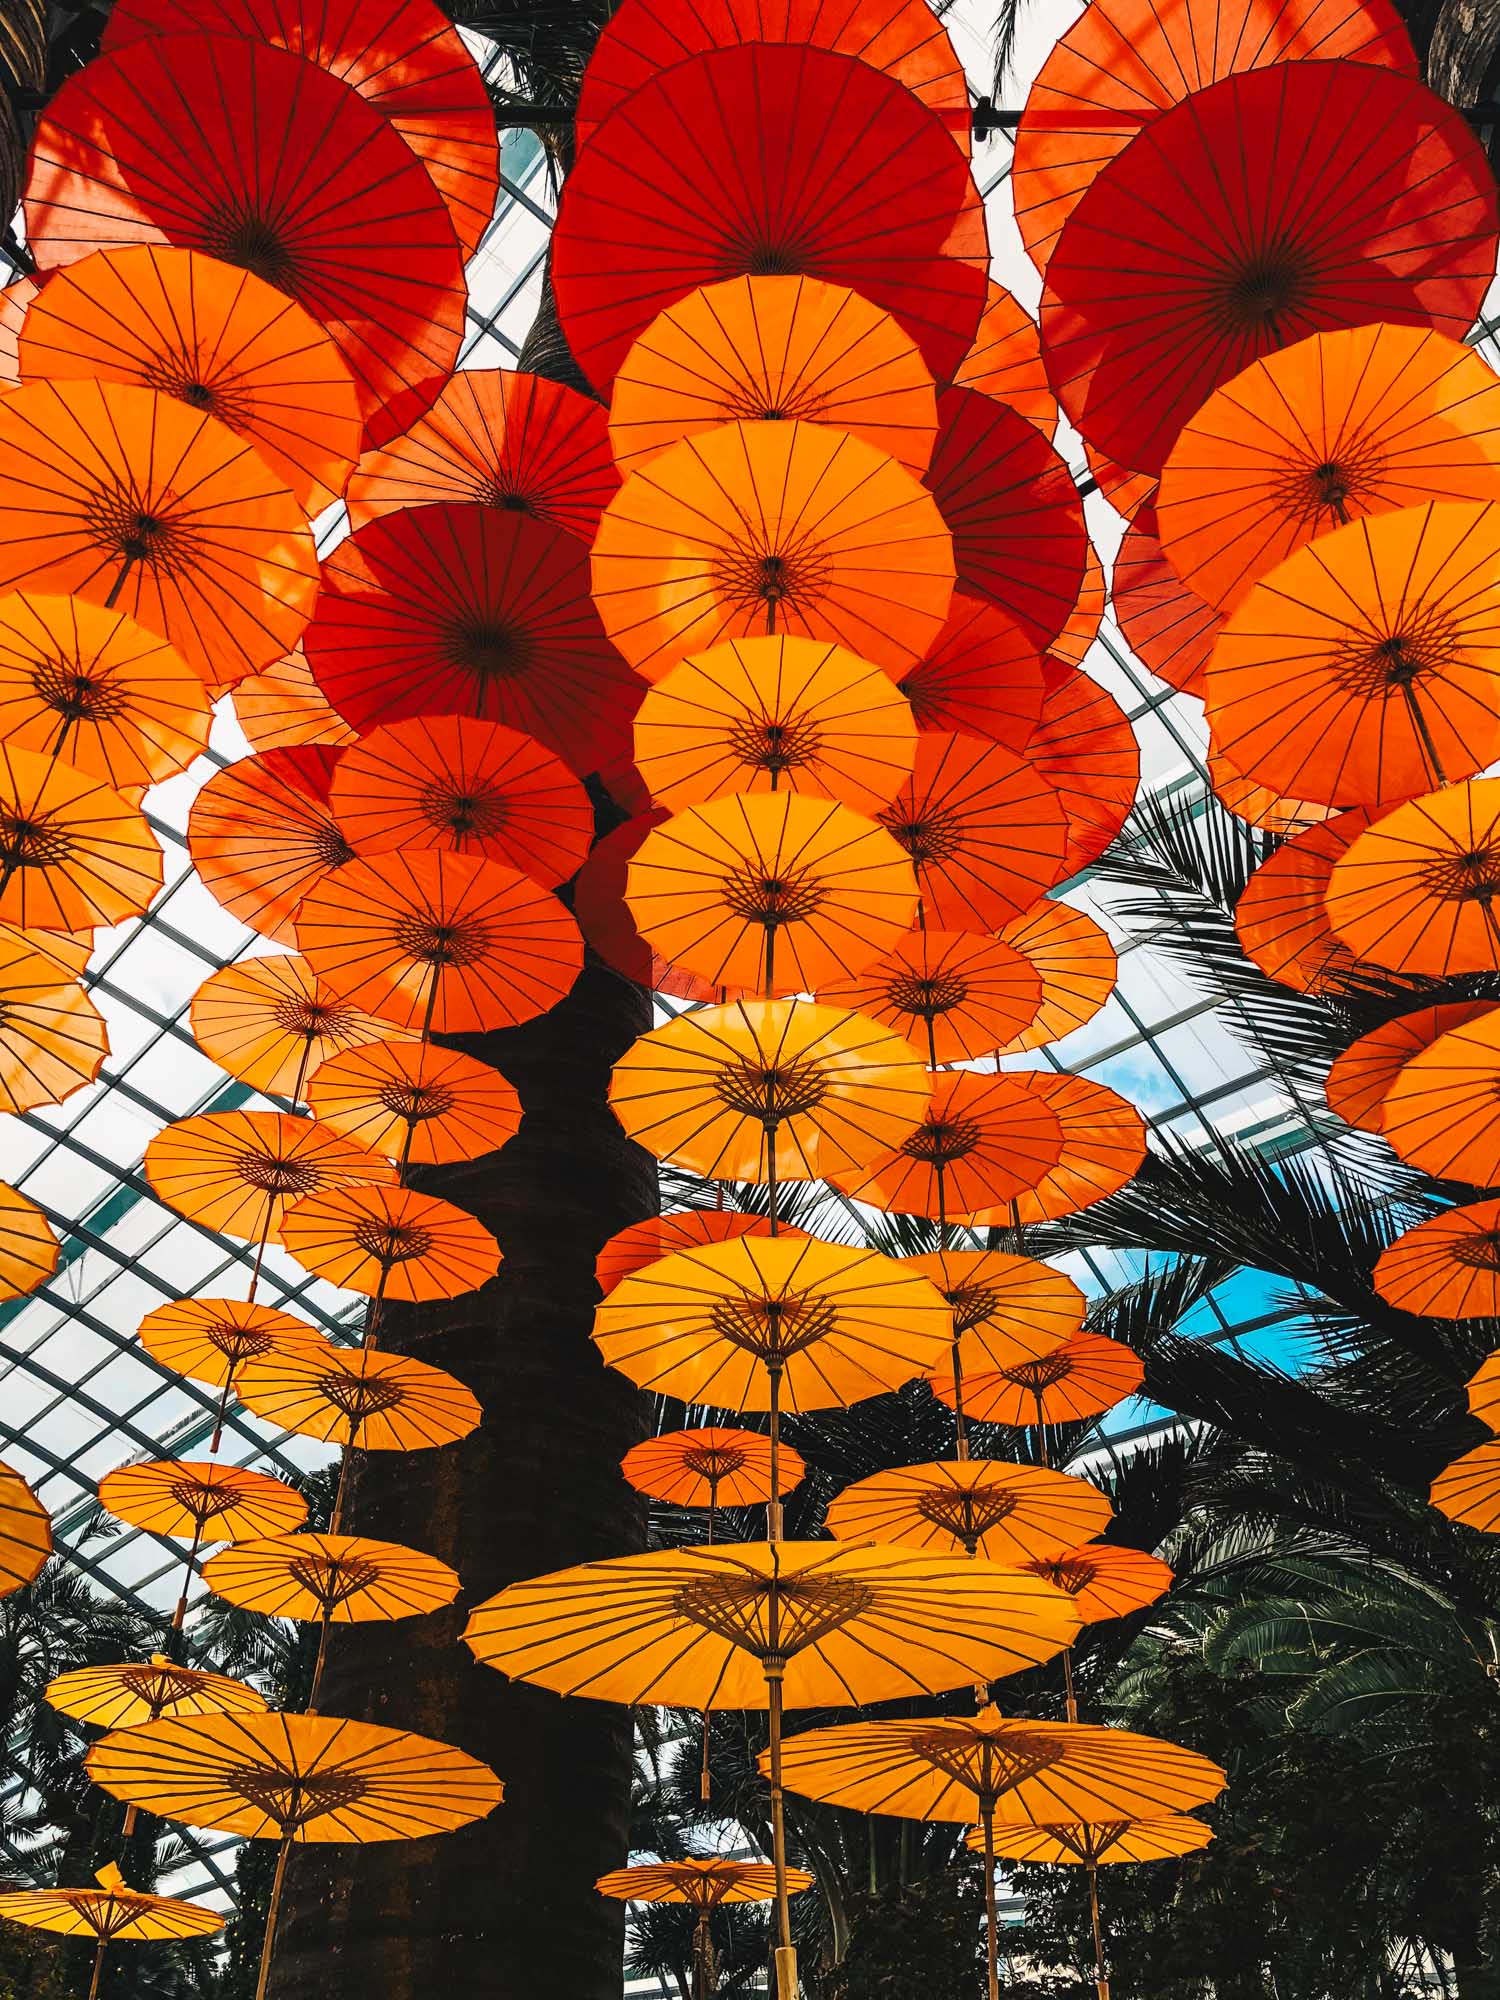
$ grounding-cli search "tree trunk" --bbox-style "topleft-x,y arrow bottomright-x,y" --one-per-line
270,955 -> 655,2000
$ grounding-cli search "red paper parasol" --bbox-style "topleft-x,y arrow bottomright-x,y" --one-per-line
1028,662 -> 1139,877
898,595 -> 1046,753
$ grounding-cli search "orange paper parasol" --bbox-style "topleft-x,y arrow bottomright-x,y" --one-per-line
1325,780 -> 1500,975
1028,662 -> 1139,877
590,419 -> 955,685
187,746 -> 352,946
231,646 -> 359,755
0,378 -> 317,690
934,1329 -> 1145,1427
957,1073 -> 1145,1228
597,1210 -> 798,1296
1020,1543 -> 1173,1622
189,953 -> 409,1101
1234,806 -> 1376,991
623,792 -> 919,997
877,731 -> 1067,930
0,1866 -> 221,1946
279,1185 -> 502,1303
46,1656 -> 266,1729
1379,1005 -> 1500,1181
0,1182 -> 60,1301
1112,513 -> 1222,698
0,931 -> 107,1115
952,283 -> 1057,437
1431,1441 -> 1500,1531
906,1249 -> 1083,1368
235,1343 -> 482,1451
555,42 -> 986,388
596,1857 -> 814,1904
328,715 -> 592,884
820,927 -> 1043,1065
295,851 -> 583,1035
1158,323 -> 1500,612
143,1109 -> 394,1244
1325,1001 -> 1494,1136
0,278 -> 37,386
0,1461 -> 51,1596
995,899 -> 1118,1054
0,591 -> 210,793
137,1296 -> 326,1391
621,1428 -> 805,1510
1206,501 -> 1500,806
824,1458 -> 1112,1562
966,1814 -> 1212,1866
1050,541 -> 1107,672
1373,1198 -> 1500,1317
898,593 -> 1047,753
0,745 -> 161,933
202,1531 -> 459,1623
347,370 -> 618,541
1468,1349 -> 1500,1427
835,1069 -> 1066,1221
632,635 -> 918,816
17,245 -> 362,513
607,999 -> 929,1184
98,1460 -> 309,1543
308,1040 -> 521,1167
26,35 -> 467,444
608,275 -> 939,477
573,810 -> 725,1002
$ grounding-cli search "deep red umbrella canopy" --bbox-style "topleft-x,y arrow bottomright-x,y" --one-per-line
24,34 -> 466,445
102,0 -> 499,258
1112,511 -> 1221,698
552,41 -> 988,389
304,504 -> 642,779
899,594 -> 1046,753
1040,60 -> 1497,478
924,389 -> 1087,653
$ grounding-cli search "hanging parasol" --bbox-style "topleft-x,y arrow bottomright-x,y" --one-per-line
0,931 -> 107,1116
1378,1005 -> 1500,1180
1027,662 -> 1140,877
46,1655 -> 267,1729
996,899 -> 1118,1053
608,275 -> 939,477
573,811 -> 726,1003
1234,806 -> 1377,992
952,282 -> 1057,437
186,746 -> 353,946
1325,1001 -> 1495,1137
965,1813 -> 1212,1866
904,1249 -> 1082,1369
278,1185 -> 502,1303
1020,1544 -> 1174,1622
820,927 -> 1043,1065
621,1429 -> 806,1511
0,1864 -> 221,2000
1372,1197 -> 1500,1318
0,744 -> 160,934
1324,780 -> 1500,975
234,1343 -> 482,1451
1431,1441 -> 1500,1531
98,1461 -> 309,1544
1112,513 -> 1222,699
0,1460 -> 51,1596
307,1041 -> 521,1167
143,1110 -> 394,1245
1050,542 -> 1107,672
231,646 -> 359,756
137,1297 -> 327,1392
202,1531 -> 459,1624
595,1857 -> 815,2000
0,1182 -> 60,1301
956,1074 -> 1147,1226
824,1458 -> 1112,1562
590,419 -> 956,685
897,593 -> 1047,753
833,1070 -> 1066,1221
189,954 -> 410,1103
597,1211 -> 799,1296
933,1330 -> 1145,1428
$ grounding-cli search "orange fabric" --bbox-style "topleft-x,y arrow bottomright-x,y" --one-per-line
1234,807 -> 1377,991
572,810 -> 726,1003
137,1296 -> 327,1390
1085,443 -> 1157,524
102,0 -> 498,257
281,1185 -> 503,1302
202,1532 -> 458,1624
632,634 -> 917,816
0,593 -> 209,793
1208,744 -> 1339,835
1049,540 -> 1106,671
98,1460 -> 308,1542
0,277 -> 38,387
0,933 -> 107,1115
25,35 -> 466,446
1113,514 -> 1221,698
230,646 -> 358,755
307,1040 -> 522,1166
235,1344 -> 481,1450
620,1427 -> 805,1508
933,1329 -> 1144,1425
554,43 -> 987,388
0,744 -> 161,933
347,370 -> 618,541
825,1457 -> 1111,1563
598,1211 -> 798,1296
1207,502 -> 1500,808
835,1069 -> 1066,1219
898,593 -> 1046,753
820,927 -> 1043,1065
18,245 -> 361,512
958,1073 -> 1147,1226
1020,1543 -> 1173,1622
1028,661 -> 1139,876
187,746 -> 351,946
295,850 -> 584,1035
904,1248 -> 1082,1367
1379,1005 -> 1500,1181
965,1816 -> 1211,1865
0,379 -> 317,690
45,1659 -> 266,1731
610,276 -> 938,477
1014,0 -> 1414,273
328,715 -> 592,885
607,998 -> 930,1184
1325,780 -> 1500,975
590,419 -> 955,685
996,899 -> 1118,1052
0,1182 -> 59,1302
1431,1440 -> 1500,1531
189,953 -> 409,1101
1373,1197 -> 1500,1318
924,388 -> 1087,651
0,1878 -> 221,1944
877,731 -> 1067,931
0,1460 -> 51,1597
575,0 -> 970,151
596,1860 -> 814,1907
1039,63 -> 1496,479
1159,324 -> 1500,612
143,1110 -> 394,1244
1324,1001 -> 1493,1135
623,792 -> 920,997
951,283 -> 1056,437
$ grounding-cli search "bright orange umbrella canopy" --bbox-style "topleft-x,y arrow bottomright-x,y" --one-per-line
965,1814 -> 1213,1866
1378,1005 -> 1500,1181
904,1249 -> 1083,1368
0,378 -> 317,691
0,592 -> 210,794
26,35 -> 467,445
295,851 -> 584,1035
0,932 -> 107,1115
328,715 -> 592,885
624,792 -> 919,997
1014,0 -> 1413,274
595,1858 -> 815,1907
143,1109 -> 394,1244
230,645 -> 358,756
1325,1001 -> 1494,1137
0,1460 -> 51,1596
898,593 -> 1046,753
877,731 -> 1067,931
1050,541 -> 1106,672
0,278 -> 37,387
17,245 -> 362,514
187,746 -> 352,946
308,1040 -> 521,1167
137,1296 -> 326,1390
46,1655 -> 267,1729
1112,513 -> 1222,700
632,635 -> 918,816
1209,743 -> 1341,836
1234,807 -> 1377,993
1158,324 -> 1500,612
189,953 -> 409,1101
836,1070 -> 1066,1221
102,0 -> 499,259
235,1343 -> 482,1451
0,1182 -> 60,1302
597,1210 -> 797,1296
346,369 -> 619,541
0,745 -> 161,934
1468,1349 -> 1500,1428
1020,1543 -> 1174,1622
591,419 -> 955,685
621,1427 -> 806,1509
1325,780 -> 1500,975
996,899 -> 1118,1053
573,810 -> 727,1003
609,276 -> 938,478
1431,1441 -> 1500,1532
820,927 -> 1042,1065
933,1329 -> 1145,1427
1028,661 -> 1139,877
0,1867 -> 222,1945
957,1073 -> 1147,1226
824,1458 -> 1112,1562
1206,502 -> 1500,807
607,999 -> 930,1184
98,1460 -> 309,1543
280,1185 -> 502,1303
202,1531 -> 460,1624
1373,1197 -> 1500,1318
554,42 -> 986,389
952,283 -> 1057,438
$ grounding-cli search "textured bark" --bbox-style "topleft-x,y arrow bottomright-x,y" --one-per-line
270,956 -> 655,2000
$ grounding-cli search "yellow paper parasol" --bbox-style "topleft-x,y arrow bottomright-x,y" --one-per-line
905,1249 -> 1082,1368
0,1864 -> 220,2000
824,1458 -> 1112,1561
963,1813 -> 1213,1864
189,953 -> 410,1102
279,1185 -> 502,1305
0,1181 -> 60,1301
202,1532 -> 458,1630
0,742 -> 161,933
595,1856 -> 815,2000
234,1344 -> 482,1453
142,1110 -> 395,1246
46,1654 -> 266,1729
1020,1545 -> 1174,1624
0,930 -> 106,1115
0,1460 -> 51,1596
98,1461 -> 308,1545
136,1296 -> 326,1391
